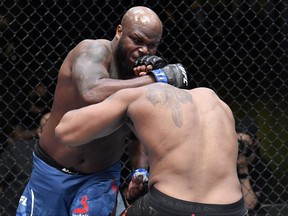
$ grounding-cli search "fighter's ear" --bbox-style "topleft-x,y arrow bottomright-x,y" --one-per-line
116,25 -> 122,39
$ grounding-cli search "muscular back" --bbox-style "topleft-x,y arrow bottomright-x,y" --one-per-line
126,84 -> 242,204
55,82 -> 242,204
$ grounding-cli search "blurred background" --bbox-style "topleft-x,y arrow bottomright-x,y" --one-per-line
1,0 -> 287,215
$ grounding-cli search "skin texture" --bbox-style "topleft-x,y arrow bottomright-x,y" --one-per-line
56,83 -> 243,205
39,6 -> 163,174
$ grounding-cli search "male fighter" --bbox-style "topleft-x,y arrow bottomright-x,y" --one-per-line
16,6 -> 188,216
55,83 -> 248,216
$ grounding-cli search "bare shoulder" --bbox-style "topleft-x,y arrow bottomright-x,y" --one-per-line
111,87 -> 143,102
194,88 -> 234,118
191,87 -> 225,102
72,39 -> 112,58
190,87 -> 216,95
191,87 -> 232,112
76,39 -> 111,48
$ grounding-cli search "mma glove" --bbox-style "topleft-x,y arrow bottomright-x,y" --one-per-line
150,63 -> 189,89
134,55 -> 167,69
130,168 -> 149,182
126,168 -> 149,205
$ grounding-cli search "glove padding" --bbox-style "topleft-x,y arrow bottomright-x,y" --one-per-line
134,55 -> 167,69
150,63 -> 189,89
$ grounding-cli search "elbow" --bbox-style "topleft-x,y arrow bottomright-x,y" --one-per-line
55,125 -> 64,144
55,122 -> 83,147
55,124 -> 70,146
82,92 -> 106,104
81,83 -> 108,104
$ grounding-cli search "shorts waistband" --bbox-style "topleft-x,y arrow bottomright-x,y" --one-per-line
34,141 -> 87,175
149,186 -> 248,215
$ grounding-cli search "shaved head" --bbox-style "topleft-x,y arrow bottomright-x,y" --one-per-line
113,6 -> 163,76
121,6 -> 162,32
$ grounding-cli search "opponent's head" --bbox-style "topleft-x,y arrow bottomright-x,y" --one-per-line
113,6 -> 163,78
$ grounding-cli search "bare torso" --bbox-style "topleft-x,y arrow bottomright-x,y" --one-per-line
39,39 -> 130,173
128,85 -> 242,204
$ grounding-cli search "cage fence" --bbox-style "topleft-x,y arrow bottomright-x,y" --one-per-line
0,1 -> 287,215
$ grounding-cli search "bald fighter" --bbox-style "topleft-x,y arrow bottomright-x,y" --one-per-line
16,6 -> 188,216
55,83 -> 248,216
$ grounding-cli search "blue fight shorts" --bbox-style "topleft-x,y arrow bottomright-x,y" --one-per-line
16,152 -> 121,216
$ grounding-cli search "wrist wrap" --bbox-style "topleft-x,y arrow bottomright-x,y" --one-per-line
150,69 -> 168,83
130,168 -> 149,182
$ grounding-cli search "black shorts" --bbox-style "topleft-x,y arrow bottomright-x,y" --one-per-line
121,186 -> 248,216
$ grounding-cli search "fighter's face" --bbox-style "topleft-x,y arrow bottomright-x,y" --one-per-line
114,37 -> 134,79
115,24 -> 161,78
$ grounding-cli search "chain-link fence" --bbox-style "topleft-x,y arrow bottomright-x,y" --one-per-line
1,1 -> 287,215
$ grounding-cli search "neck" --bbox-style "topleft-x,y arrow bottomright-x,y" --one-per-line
109,38 -> 120,79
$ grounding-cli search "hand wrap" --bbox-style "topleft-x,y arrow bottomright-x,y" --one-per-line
150,63 -> 189,89
130,168 -> 149,182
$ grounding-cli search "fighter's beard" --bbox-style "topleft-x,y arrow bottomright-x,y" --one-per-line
114,43 -> 135,79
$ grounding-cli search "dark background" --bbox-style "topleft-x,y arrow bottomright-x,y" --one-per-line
1,1 -> 287,215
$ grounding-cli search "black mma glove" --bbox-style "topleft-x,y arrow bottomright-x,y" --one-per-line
149,63 -> 189,89
134,55 -> 167,69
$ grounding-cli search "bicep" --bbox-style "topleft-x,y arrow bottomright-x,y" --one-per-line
71,41 -> 110,99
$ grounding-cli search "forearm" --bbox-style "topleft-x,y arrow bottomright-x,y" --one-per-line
240,176 -> 258,210
237,162 -> 258,210
84,75 -> 155,104
130,148 -> 149,170
126,134 -> 149,170
125,135 -> 149,205
55,103 -> 125,146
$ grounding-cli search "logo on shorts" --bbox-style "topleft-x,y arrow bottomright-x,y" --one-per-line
111,179 -> 118,194
62,167 -> 79,175
72,195 -> 88,216
19,195 -> 27,206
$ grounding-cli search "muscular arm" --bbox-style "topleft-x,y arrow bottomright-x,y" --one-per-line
126,132 -> 149,170
55,89 -> 136,146
71,40 -> 155,104
238,155 -> 258,210
240,177 -> 258,210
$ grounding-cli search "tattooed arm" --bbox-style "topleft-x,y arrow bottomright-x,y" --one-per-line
70,39 -> 155,105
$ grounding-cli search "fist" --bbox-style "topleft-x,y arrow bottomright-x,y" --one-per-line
125,168 -> 149,205
134,55 -> 167,68
133,55 -> 167,76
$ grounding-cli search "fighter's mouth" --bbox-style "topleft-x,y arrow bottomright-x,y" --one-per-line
130,56 -> 136,66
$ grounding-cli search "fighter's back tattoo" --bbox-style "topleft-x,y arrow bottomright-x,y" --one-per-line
146,85 -> 192,127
